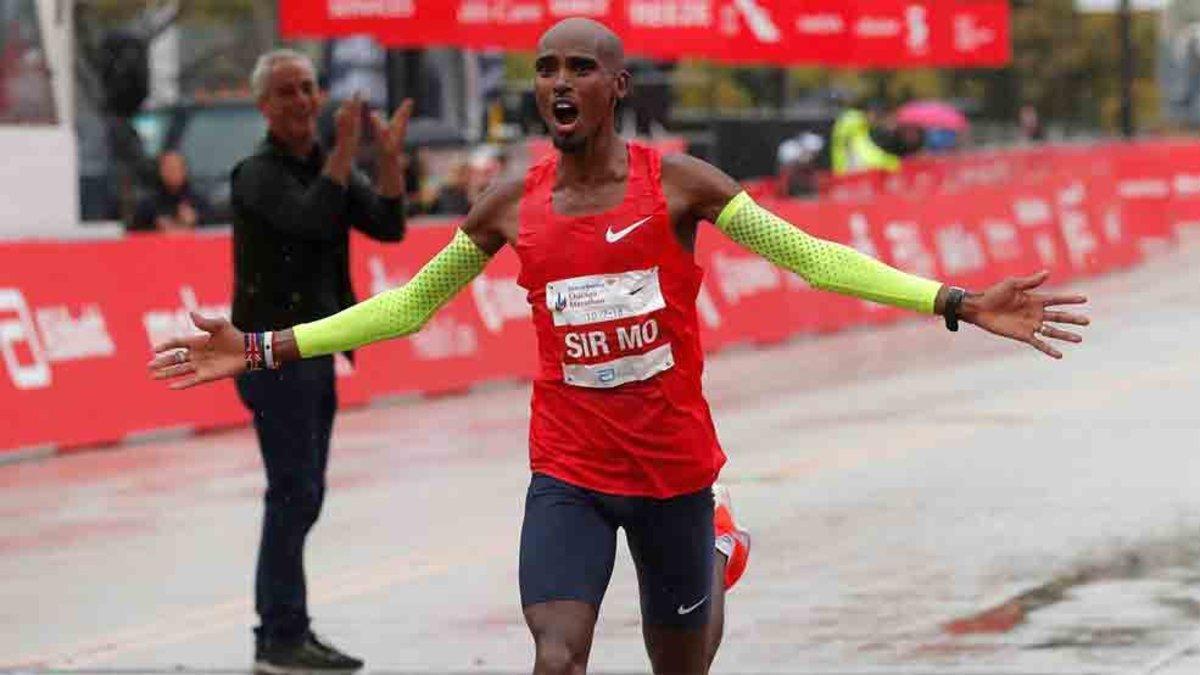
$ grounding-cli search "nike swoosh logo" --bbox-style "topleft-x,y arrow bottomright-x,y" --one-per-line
605,216 -> 652,243
676,595 -> 709,615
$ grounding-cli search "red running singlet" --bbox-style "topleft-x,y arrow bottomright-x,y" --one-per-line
515,142 -> 726,498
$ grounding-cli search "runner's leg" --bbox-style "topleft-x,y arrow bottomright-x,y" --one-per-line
707,484 -> 751,667
519,473 -> 618,675
705,553 -> 727,667
625,486 -> 714,675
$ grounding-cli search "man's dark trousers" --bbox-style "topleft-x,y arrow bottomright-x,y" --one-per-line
236,356 -> 336,646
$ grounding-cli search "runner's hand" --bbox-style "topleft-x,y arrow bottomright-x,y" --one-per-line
960,271 -> 1090,359
148,312 -> 246,389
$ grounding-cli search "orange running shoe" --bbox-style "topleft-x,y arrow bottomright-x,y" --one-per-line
713,484 -> 750,591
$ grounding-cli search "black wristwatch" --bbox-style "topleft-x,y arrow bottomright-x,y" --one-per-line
943,286 -> 967,332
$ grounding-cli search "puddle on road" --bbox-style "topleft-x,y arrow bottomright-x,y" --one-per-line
1027,625 -> 1152,650
921,531 -> 1200,667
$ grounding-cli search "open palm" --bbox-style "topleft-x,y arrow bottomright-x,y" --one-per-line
965,271 -> 1090,359
148,312 -> 247,389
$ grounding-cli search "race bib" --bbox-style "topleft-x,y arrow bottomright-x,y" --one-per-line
546,268 -> 674,388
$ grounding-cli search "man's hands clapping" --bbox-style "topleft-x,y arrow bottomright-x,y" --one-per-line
326,93 -> 412,198
370,98 -> 413,162
370,98 -> 413,198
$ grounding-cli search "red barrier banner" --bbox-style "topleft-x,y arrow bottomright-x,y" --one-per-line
0,236 -> 246,452
0,142 -> 1175,457
279,0 -> 1010,67
1159,141 -> 1200,237
818,139 -> 1200,264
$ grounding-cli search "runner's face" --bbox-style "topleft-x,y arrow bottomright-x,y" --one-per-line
534,40 -> 627,153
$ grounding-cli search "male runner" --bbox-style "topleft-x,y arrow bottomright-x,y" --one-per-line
150,18 -> 1089,675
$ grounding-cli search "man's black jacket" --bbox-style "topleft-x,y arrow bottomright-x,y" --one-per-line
230,135 -> 405,333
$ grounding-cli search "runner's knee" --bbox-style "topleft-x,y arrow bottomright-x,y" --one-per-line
525,601 -> 595,675
532,637 -> 586,675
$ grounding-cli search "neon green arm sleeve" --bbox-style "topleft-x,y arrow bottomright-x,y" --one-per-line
714,191 -> 942,314
293,229 -> 491,358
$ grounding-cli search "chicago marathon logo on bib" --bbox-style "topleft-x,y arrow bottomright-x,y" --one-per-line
546,267 -> 665,327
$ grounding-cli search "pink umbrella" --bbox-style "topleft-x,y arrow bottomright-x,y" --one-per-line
895,101 -> 969,132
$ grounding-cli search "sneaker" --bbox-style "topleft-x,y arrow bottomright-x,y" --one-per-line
713,483 -> 751,591
254,631 -> 364,674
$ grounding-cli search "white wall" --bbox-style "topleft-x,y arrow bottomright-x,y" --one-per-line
0,127 -> 79,238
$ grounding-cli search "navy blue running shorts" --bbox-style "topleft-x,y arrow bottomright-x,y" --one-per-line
518,472 -> 715,629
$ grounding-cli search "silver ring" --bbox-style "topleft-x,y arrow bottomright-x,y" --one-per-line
176,350 -> 187,365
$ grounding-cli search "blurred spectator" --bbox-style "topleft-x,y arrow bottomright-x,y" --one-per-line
896,124 -> 926,155
830,104 -> 900,175
775,132 -> 824,197
128,150 -> 210,232
1019,104 -> 1045,143
430,160 -> 471,215
401,149 -> 427,215
627,59 -> 674,137
922,127 -> 959,153
492,146 -> 511,179
0,13 -> 56,124
874,122 -> 926,158
466,145 -> 505,203
891,101 -> 968,153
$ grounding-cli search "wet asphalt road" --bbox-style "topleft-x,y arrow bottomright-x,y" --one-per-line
3,240 -> 1200,675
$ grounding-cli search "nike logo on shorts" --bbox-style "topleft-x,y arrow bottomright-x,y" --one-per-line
676,595 -> 709,615
605,216 -> 652,243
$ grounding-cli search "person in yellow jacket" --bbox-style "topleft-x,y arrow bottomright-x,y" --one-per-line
830,107 -> 901,175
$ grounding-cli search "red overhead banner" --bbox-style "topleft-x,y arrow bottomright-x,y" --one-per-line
279,0 -> 1011,68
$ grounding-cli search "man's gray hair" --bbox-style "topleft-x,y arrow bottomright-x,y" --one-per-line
249,49 -> 314,99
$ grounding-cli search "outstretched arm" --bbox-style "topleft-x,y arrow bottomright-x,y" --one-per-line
662,154 -> 1090,359
149,178 -> 520,389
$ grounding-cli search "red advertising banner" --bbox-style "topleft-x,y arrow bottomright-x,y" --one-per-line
1,141 -> 1189,457
279,0 -> 1010,68
0,237 -> 247,451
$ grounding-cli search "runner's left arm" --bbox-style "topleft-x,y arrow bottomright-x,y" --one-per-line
665,153 -> 947,314
663,154 -> 1090,359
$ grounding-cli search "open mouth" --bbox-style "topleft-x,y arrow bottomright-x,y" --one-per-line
552,99 -> 580,130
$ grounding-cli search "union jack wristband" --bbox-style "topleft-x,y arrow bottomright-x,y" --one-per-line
244,332 -> 265,371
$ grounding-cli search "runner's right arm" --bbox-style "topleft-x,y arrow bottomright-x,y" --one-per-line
148,179 -> 522,389
284,179 -> 518,359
